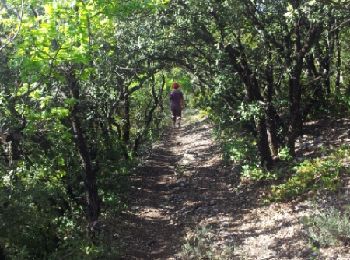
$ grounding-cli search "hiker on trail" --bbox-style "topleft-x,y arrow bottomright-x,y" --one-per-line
170,82 -> 185,128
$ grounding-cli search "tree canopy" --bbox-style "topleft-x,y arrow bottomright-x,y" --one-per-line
1,0 -> 350,258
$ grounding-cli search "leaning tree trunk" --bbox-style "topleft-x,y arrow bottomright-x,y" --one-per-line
66,69 -> 100,225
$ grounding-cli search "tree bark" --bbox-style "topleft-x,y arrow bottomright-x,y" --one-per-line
225,44 -> 273,169
265,58 -> 279,157
122,91 -> 130,145
287,63 -> 303,156
66,69 -> 100,225
335,29 -> 341,93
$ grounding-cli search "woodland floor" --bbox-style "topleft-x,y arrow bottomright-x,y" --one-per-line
116,111 -> 350,260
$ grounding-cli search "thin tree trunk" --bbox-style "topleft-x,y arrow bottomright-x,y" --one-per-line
0,244 -> 5,260
265,59 -> 279,157
121,89 -> 130,160
67,70 -> 100,225
335,29 -> 341,93
122,91 -> 130,145
225,44 -> 273,168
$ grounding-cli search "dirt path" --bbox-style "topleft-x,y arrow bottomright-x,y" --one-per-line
117,113 -> 350,259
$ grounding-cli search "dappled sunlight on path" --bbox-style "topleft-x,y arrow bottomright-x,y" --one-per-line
117,112 -> 244,259
116,111 -> 350,259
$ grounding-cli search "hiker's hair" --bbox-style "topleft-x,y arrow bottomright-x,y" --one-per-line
172,82 -> 180,89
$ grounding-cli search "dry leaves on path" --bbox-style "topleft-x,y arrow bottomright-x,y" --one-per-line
117,112 -> 350,260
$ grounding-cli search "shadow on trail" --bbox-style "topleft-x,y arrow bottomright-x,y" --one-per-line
117,118 -> 275,259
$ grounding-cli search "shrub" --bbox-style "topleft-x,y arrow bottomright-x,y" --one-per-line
241,164 -> 278,182
303,207 -> 350,246
270,157 -> 341,201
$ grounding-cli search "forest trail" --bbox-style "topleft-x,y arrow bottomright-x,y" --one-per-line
117,112 -> 350,259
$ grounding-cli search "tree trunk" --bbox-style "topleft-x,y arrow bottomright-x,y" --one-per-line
288,65 -> 303,156
0,244 -> 6,260
122,91 -> 130,145
225,44 -> 273,168
287,17 -> 305,156
265,60 -> 279,157
120,89 -> 130,160
335,29 -> 341,93
306,54 -> 324,102
66,70 -> 100,225
257,117 -> 273,169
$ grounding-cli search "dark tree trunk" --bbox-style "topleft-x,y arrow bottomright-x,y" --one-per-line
287,16 -> 305,156
195,18 -> 273,168
324,10 -> 335,95
257,117 -> 273,169
306,54 -> 324,101
287,64 -> 303,156
0,244 -> 6,260
225,44 -> 273,168
122,91 -> 130,145
335,29 -> 341,93
120,88 -> 130,160
66,70 -> 100,225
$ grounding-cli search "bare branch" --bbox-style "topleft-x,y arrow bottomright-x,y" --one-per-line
330,18 -> 350,33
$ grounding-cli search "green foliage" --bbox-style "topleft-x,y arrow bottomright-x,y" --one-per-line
0,0 -> 170,258
241,165 -> 278,182
1,165 -> 76,258
277,147 -> 293,161
221,135 -> 256,165
303,207 -> 350,247
167,67 -> 192,93
270,156 -> 342,201
1,0 -> 350,257
237,101 -> 264,121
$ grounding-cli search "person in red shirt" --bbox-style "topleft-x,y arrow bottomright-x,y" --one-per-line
170,82 -> 185,127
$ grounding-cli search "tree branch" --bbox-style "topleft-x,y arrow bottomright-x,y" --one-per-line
0,0 -> 24,52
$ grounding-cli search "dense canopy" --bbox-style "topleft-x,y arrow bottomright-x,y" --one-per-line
1,0 -> 350,258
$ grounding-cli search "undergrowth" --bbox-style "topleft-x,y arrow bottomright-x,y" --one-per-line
214,117 -> 350,201
270,146 -> 350,201
303,207 -> 350,247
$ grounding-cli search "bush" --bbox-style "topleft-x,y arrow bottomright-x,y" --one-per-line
303,207 -> 350,246
270,157 -> 340,201
241,164 -> 278,182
